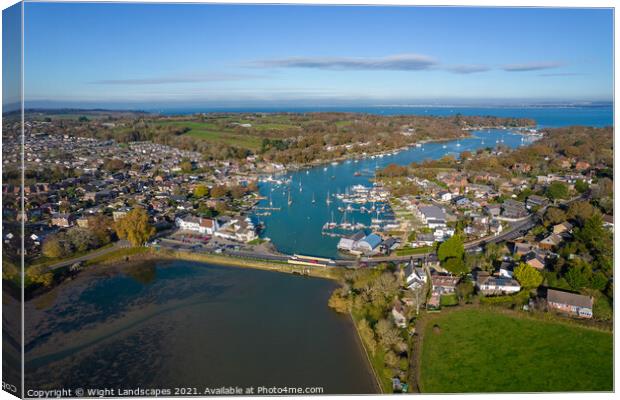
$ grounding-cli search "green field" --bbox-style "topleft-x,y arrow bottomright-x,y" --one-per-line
419,308 -> 613,393
154,120 -> 263,150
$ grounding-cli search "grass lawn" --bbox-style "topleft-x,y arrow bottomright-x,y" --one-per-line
395,246 -> 433,256
419,308 -> 613,393
154,120 -> 262,150
439,294 -> 458,307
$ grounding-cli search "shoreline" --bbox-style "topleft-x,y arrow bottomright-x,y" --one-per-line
256,125 -> 534,176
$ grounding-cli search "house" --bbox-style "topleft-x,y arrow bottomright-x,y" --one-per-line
546,289 -> 593,318
524,251 -> 546,270
438,191 -> 452,202
575,161 -> 591,171
404,260 -> 428,290
538,233 -> 563,251
50,213 -> 74,228
214,217 -> 256,242
412,232 -> 435,247
391,300 -> 407,328
418,205 -> 447,228
512,163 -> 532,173
337,231 -> 366,252
501,199 -> 528,219
475,272 -> 521,295
552,221 -> 573,235
380,237 -> 400,254
76,217 -> 90,228
526,195 -> 549,210
112,207 -> 131,222
498,261 -> 515,278
484,204 -> 502,218
431,274 -> 460,294
513,242 -> 535,257
175,215 -> 220,235
452,195 -> 471,207
354,233 -> 383,254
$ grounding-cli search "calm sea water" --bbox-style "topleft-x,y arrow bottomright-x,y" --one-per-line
250,105 -> 612,258
159,105 -> 613,128
24,261 -> 377,394
255,129 -> 528,258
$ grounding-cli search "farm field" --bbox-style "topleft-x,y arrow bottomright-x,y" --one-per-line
418,308 -> 613,393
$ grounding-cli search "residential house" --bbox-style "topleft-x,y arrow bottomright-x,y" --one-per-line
175,215 -> 220,235
524,251 -> 546,270
431,274 -> 460,294
391,300 -> 407,328
539,233 -> 563,251
575,161 -> 591,171
475,272 -> 521,295
50,213 -> 74,228
418,205 -> 447,228
546,289 -> 593,319
526,195 -> 549,210
404,260 -> 428,290
501,199 -> 528,219
553,221 -> 573,235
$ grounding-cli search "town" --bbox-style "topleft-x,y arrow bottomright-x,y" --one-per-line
2,111 -> 613,395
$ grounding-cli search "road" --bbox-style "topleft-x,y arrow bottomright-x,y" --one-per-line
42,240 -> 130,272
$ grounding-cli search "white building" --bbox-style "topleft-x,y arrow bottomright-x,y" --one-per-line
175,215 -> 219,235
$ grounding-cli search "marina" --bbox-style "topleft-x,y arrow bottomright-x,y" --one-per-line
252,128 -> 529,258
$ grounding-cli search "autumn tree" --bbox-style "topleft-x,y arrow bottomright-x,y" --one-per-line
114,208 -> 155,247
42,235 -> 65,259
193,184 -> 209,198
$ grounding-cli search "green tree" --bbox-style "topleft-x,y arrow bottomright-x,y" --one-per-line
565,260 -> 592,291
575,179 -> 589,194
545,181 -> 569,200
437,235 -> 464,262
455,278 -> 475,303
114,208 -> 155,247
513,263 -> 543,289
443,257 -> 468,275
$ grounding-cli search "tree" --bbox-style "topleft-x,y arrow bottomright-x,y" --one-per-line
455,279 -> 475,303
545,181 -> 569,200
328,288 -> 350,313
544,207 -> 566,226
210,185 -> 228,198
193,184 -> 209,198
565,260 -> 592,291
42,235 -> 65,258
443,257 -> 468,275
26,265 -> 54,287
513,263 -> 543,289
575,179 -> 589,194
566,200 -> 597,226
375,319 -> 406,353
180,159 -> 193,173
114,208 -> 155,247
437,235 -> 464,262
357,319 -> 377,354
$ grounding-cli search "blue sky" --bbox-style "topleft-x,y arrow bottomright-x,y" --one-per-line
16,3 -> 614,107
